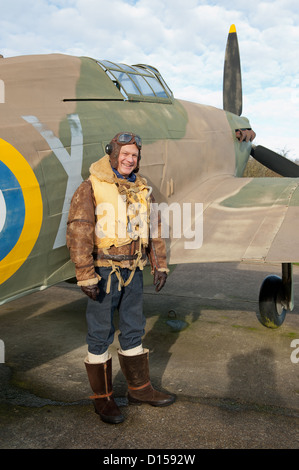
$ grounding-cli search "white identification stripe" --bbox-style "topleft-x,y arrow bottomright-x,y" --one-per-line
22,114 -> 83,249
0,190 -> 7,233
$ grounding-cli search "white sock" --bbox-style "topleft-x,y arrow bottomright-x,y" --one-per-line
88,350 -> 109,364
120,344 -> 144,356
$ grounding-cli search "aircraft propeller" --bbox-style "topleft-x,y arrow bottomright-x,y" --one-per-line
223,24 -> 242,117
224,24 -> 299,178
250,145 -> 299,177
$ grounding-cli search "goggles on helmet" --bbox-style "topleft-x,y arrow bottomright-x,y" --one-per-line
116,133 -> 142,149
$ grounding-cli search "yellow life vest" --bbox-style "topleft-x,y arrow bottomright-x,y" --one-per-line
89,175 -> 150,250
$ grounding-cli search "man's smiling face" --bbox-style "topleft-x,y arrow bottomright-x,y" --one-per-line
117,144 -> 139,177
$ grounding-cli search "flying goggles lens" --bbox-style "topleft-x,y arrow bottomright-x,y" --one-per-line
117,133 -> 142,149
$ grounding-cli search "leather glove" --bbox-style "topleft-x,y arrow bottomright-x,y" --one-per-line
81,284 -> 100,301
153,269 -> 167,292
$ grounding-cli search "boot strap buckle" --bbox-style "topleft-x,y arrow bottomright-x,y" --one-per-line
128,380 -> 151,391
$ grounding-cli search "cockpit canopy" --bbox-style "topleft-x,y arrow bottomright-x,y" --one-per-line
97,60 -> 173,103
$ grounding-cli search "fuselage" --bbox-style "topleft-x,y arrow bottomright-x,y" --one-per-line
0,53 -> 252,304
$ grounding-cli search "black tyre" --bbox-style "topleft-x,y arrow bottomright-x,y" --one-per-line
257,275 -> 287,328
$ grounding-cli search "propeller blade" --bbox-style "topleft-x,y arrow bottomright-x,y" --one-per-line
250,145 -> 299,177
223,24 -> 242,116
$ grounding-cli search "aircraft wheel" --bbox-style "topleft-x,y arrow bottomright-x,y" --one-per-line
257,275 -> 287,328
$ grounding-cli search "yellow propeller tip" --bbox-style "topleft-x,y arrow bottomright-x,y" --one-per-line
229,24 -> 236,33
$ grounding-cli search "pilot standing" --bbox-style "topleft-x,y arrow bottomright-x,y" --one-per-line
67,132 -> 175,424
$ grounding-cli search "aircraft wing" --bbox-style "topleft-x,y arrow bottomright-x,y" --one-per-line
167,175 -> 299,265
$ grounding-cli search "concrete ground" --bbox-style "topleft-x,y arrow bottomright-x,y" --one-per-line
0,261 -> 299,450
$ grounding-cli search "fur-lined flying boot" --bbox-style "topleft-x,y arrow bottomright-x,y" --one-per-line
84,355 -> 124,424
118,348 -> 175,407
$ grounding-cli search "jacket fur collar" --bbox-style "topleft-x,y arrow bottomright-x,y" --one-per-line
89,155 -> 147,186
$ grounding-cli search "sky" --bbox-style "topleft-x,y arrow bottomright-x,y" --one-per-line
0,0 -> 299,160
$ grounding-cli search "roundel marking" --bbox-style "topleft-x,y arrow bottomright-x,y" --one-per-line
0,139 -> 43,284
0,161 -> 26,261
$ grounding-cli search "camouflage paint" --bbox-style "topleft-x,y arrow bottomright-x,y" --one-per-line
0,53 -> 298,305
